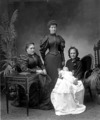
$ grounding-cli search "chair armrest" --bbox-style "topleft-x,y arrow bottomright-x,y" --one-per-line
82,69 -> 93,85
84,69 -> 93,79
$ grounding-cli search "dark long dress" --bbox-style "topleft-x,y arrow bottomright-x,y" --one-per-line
40,34 -> 65,91
15,53 -> 52,109
66,57 -> 83,80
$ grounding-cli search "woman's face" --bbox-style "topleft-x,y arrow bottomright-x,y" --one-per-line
49,25 -> 57,34
26,44 -> 35,55
70,49 -> 77,59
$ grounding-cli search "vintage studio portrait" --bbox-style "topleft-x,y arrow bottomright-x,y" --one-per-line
0,0 -> 100,120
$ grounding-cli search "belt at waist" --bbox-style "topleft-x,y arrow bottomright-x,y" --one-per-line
49,51 -> 60,55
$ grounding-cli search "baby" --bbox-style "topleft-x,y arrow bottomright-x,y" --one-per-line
58,67 -> 78,85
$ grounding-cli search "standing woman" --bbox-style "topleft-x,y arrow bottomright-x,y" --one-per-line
40,20 -> 65,92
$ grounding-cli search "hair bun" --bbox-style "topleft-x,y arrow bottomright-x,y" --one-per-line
47,20 -> 57,27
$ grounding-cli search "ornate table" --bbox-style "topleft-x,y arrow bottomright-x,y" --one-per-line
6,73 -> 39,116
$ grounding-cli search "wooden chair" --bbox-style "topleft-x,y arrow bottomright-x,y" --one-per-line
94,40 -> 100,68
94,40 -> 100,94
81,54 -> 94,99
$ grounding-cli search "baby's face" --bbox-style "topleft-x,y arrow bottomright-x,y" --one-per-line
63,67 -> 68,71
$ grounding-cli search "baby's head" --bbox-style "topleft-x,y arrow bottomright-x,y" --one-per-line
62,67 -> 68,71
63,67 -> 74,76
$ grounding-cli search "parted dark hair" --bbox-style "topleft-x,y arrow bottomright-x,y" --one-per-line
68,46 -> 79,58
25,42 -> 35,52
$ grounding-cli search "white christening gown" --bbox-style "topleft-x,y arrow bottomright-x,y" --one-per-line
51,70 -> 86,116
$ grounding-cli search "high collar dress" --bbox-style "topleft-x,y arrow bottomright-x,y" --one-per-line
40,34 -> 65,91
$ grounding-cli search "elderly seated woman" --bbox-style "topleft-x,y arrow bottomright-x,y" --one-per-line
11,42 -> 53,110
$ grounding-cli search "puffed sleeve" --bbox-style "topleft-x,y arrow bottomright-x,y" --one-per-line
40,35 -> 49,61
37,54 -> 45,70
20,55 -> 36,73
58,35 -> 65,66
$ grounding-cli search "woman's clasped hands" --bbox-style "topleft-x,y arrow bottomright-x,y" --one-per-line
36,69 -> 47,75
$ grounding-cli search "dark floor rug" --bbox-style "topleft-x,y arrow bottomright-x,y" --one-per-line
1,92 -> 100,120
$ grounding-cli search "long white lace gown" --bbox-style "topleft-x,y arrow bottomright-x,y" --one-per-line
51,70 -> 86,116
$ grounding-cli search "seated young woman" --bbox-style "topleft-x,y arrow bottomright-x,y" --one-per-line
50,47 -> 86,115
11,42 -> 53,110
66,46 -> 83,79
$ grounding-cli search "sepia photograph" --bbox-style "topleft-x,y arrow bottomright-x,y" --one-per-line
0,0 -> 100,120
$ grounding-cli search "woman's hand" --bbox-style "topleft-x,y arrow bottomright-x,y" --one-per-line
58,71 -> 63,79
62,61 -> 65,67
59,73 -> 63,79
42,69 -> 47,75
36,70 -> 43,74
73,78 -> 78,85
36,69 -> 47,75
